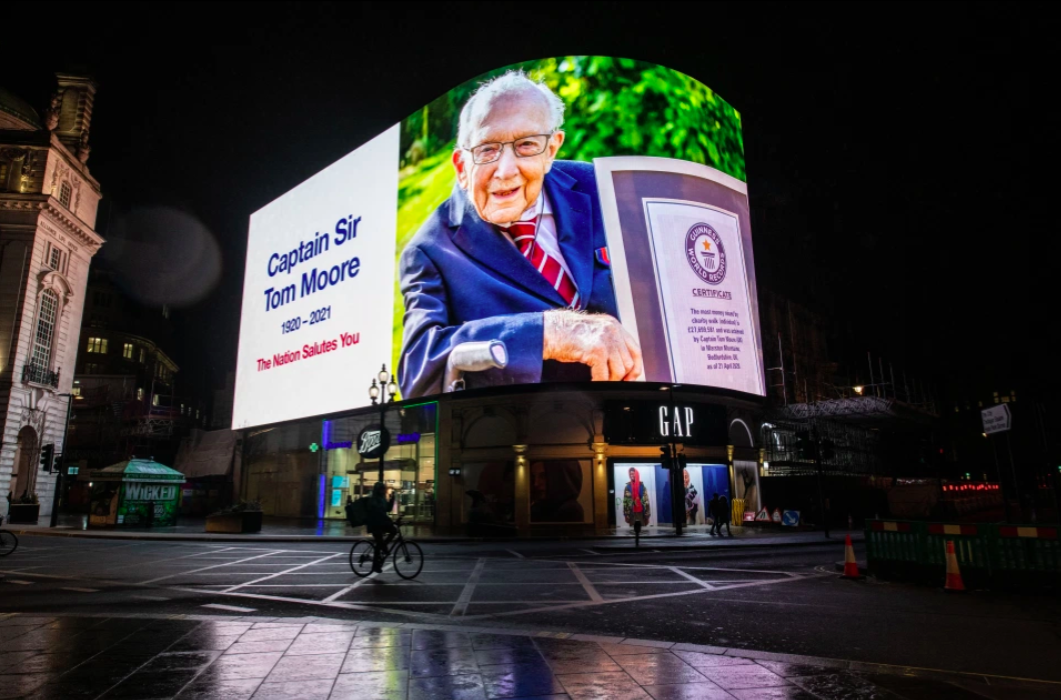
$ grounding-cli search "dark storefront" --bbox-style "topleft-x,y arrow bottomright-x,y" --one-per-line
238,385 -> 763,536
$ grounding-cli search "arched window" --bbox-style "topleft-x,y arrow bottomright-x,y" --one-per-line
59,181 -> 72,208
32,289 -> 59,370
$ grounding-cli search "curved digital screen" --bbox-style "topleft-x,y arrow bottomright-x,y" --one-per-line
234,56 -> 764,430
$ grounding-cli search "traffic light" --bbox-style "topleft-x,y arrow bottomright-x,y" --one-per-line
820,439 -> 835,462
53,451 -> 62,473
39,444 -> 54,473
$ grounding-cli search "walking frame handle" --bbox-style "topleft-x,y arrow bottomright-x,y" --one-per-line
444,340 -> 508,392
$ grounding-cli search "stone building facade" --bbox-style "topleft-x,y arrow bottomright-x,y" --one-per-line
0,74 -> 103,518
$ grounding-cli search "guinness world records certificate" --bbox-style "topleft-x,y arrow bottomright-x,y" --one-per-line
594,157 -> 766,396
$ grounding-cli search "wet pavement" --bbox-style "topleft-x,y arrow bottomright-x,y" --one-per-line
4,536 -> 1061,684
3,613 -> 1056,699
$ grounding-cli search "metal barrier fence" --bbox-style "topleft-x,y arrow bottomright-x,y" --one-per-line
866,520 -> 1059,586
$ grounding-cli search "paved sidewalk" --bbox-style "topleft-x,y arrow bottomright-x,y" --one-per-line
10,514 -> 858,548
1,612 -> 1055,700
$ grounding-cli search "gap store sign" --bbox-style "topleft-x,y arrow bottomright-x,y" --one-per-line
603,401 -> 727,445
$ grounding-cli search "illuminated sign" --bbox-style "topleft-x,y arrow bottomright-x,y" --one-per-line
234,56 -> 763,429
603,401 -> 726,445
357,426 -> 390,459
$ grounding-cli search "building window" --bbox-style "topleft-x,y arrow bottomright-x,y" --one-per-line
139,348 -> 145,363
93,291 -> 112,308
59,181 -> 72,208
86,336 -> 108,354
84,362 -> 100,374
123,343 -> 134,360
152,394 -> 159,407
137,387 -> 144,401
31,289 -> 59,370
48,246 -> 62,270
71,383 -> 81,397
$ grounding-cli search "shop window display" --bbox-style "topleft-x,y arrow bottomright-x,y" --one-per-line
529,460 -> 592,523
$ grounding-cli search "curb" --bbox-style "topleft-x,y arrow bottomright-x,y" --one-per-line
12,527 -> 863,549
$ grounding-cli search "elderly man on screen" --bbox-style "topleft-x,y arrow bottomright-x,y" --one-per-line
398,72 -> 643,398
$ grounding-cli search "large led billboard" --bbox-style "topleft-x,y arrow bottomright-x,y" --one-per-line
233,56 -> 764,429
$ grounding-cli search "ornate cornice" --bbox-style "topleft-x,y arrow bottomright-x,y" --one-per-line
0,194 -> 104,250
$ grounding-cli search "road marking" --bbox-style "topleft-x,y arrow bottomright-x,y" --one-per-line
132,595 -> 170,601
219,552 -> 342,594
322,562 -> 393,603
568,562 -> 604,602
101,546 -> 239,573
506,549 -> 525,559
6,580 -> 33,585
201,603 -> 257,613
581,549 -> 598,555
140,550 -> 281,584
60,587 -> 99,593
668,566 -> 713,590
450,558 -> 486,617
462,570 -> 824,622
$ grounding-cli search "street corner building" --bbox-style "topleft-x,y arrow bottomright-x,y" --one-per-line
0,74 -> 104,522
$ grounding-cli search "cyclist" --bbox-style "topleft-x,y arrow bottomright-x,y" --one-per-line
365,482 -> 398,573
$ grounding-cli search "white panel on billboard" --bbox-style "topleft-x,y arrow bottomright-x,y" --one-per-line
232,126 -> 400,429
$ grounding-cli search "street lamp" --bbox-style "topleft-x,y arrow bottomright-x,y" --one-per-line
368,364 -> 398,482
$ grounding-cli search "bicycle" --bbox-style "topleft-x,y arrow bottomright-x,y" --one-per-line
0,515 -> 18,557
349,515 -> 423,579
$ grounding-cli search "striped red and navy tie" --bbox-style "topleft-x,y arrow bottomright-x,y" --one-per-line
506,216 -> 580,309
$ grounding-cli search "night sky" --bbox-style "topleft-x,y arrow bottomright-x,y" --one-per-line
4,2 -> 1044,406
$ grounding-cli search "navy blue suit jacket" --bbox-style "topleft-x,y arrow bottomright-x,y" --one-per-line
398,160 -> 617,398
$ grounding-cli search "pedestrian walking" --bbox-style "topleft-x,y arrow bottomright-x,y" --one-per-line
717,495 -> 731,536
708,493 -> 721,536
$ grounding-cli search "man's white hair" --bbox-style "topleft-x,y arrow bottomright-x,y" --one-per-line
456,71 -> 565,151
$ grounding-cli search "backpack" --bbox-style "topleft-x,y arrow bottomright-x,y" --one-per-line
345,496 -> 371,528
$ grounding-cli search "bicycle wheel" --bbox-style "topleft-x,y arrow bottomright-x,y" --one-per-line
0,530 -> 17,557
349,540 -> 375,577
392,540 -> 424,580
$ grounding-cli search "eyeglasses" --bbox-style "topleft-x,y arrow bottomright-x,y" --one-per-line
465,133 -> 553,165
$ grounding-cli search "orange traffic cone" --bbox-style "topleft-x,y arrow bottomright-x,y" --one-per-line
841,534 -> 863,579
944,540 -> 966,592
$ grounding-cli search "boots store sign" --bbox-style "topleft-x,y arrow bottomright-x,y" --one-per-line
358,426 -> 390,459
603,401 -> 727,445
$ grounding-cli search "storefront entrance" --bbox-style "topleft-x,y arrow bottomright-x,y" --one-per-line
322,403 -> 437,523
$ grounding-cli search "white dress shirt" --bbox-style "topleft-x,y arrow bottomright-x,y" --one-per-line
498,191 -> 577,289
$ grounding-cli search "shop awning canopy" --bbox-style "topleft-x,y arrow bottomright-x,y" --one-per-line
81,458 -> 186,484
174,429 -> 238,479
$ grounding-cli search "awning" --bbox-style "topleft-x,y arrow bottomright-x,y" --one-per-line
81,458 -> 186,484
174,429 -> 239,479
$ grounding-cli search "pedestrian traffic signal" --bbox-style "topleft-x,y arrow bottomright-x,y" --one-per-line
676,452 -> 687,471
39,444 -> 54,473
53,452 -> 62,472
659,445 -> 673,470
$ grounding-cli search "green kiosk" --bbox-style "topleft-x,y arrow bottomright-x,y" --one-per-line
82,459 -> 186,527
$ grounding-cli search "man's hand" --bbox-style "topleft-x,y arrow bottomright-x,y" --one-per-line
543,310 -> 644,381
